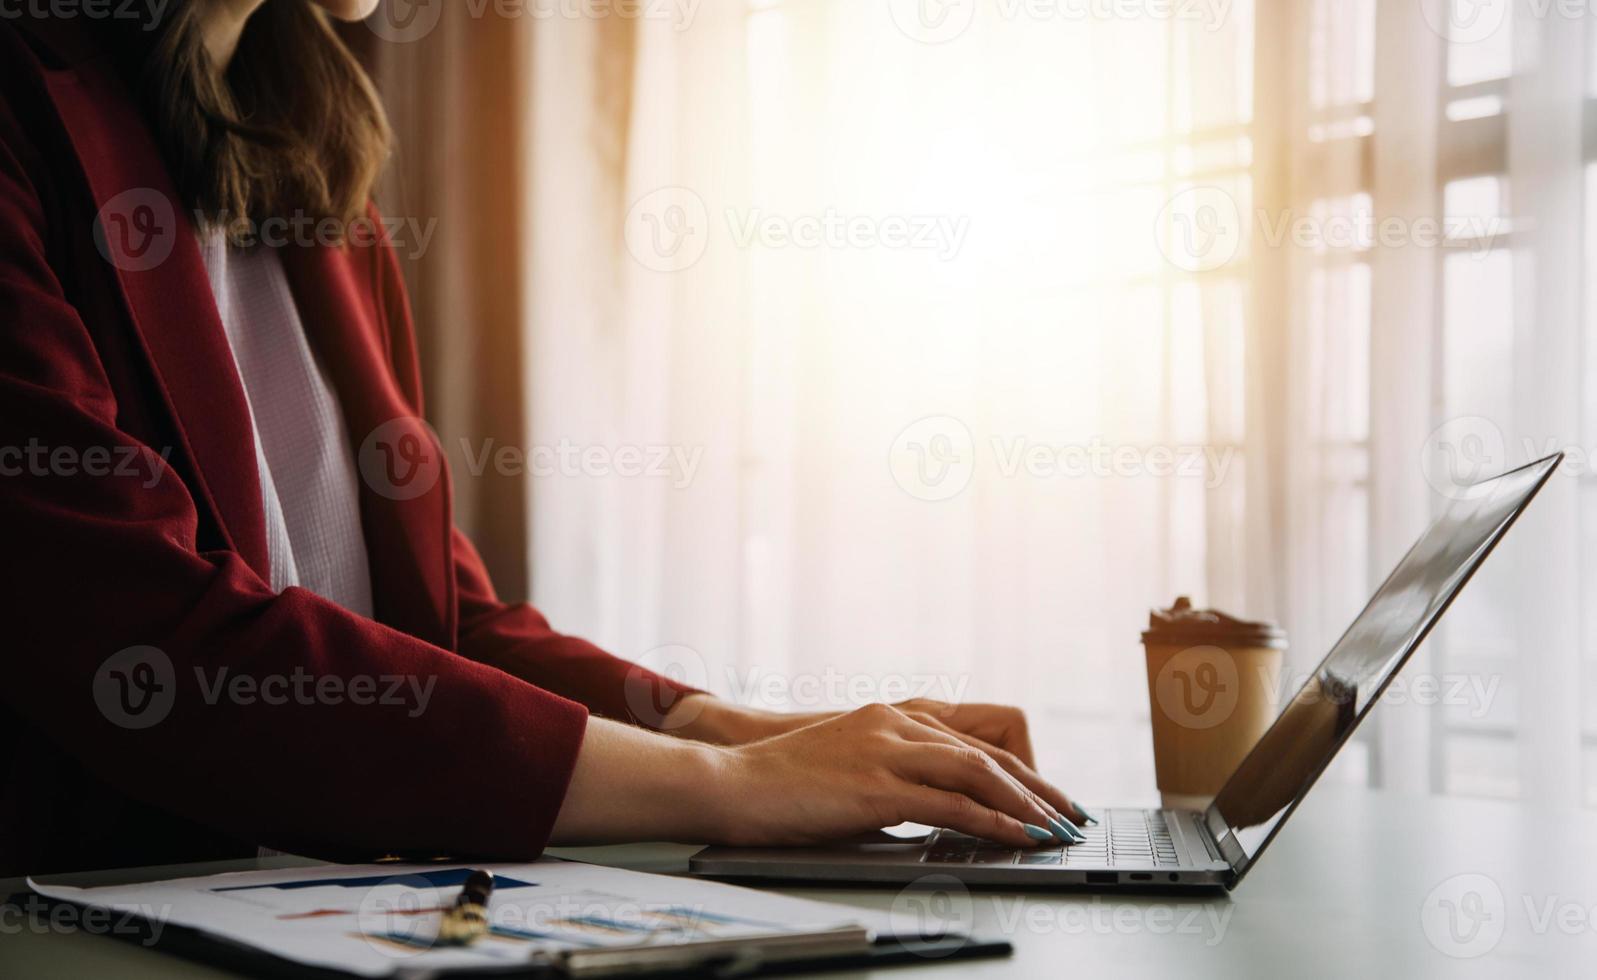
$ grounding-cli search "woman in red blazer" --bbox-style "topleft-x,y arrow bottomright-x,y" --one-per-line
0,0 -> 1086,877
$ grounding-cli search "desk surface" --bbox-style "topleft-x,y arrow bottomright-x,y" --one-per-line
5,784 -> 1596,978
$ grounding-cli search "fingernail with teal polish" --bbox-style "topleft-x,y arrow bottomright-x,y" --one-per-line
1076,807 -> 1099,826
1023,823 -> 1054,842
1048,815 -> 1086,843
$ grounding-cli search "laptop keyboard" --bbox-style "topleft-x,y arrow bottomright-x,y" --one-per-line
921,809 -> 1182,867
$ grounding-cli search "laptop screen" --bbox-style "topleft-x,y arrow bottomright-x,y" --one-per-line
1206,455 -> 1560,876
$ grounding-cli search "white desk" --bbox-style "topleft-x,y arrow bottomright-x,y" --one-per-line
4,785 -> 1595,978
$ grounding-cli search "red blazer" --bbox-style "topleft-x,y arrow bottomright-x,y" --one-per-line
0,19 -> 697,876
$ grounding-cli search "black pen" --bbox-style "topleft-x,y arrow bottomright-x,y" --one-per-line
435,870 -> 494,946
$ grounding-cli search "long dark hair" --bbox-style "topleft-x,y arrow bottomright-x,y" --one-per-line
115,1 -> 391,233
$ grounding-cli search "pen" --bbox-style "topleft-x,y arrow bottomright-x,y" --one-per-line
435,870 -> 494,946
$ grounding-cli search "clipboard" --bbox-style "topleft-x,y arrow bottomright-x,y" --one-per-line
13,892 -> 1012,979
20,857 -> 1014,980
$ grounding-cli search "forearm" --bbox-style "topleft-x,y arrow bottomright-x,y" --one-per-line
659,693 -> 811,744
548,716 -> 734,845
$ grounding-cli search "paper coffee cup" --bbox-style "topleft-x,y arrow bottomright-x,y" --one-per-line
1142,597 -> 1286,810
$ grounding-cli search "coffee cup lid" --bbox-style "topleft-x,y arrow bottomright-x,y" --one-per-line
1141,596 -> 1287,649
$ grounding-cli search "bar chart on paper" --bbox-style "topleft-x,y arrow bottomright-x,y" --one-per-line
29,859 -> 886,977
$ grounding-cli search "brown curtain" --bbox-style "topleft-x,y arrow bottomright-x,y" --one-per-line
341,13 -> 531,600
342,11 -> 640,604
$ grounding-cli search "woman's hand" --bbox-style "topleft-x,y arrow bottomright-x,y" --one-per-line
551,705 -> 1085,848
659,694 -> 1092,827
713,704 -> 1081,847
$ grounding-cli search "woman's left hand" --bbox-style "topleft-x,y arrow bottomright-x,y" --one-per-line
661,694 -> 1091,827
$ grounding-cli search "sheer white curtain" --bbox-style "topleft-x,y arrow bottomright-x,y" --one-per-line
1269,0 -> 1592,805
521,0 -> 1595,808
525,1 -> 1260,802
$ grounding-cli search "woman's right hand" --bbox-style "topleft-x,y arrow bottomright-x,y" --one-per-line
709,703 -> 1070,848
549,704 -> 1076,848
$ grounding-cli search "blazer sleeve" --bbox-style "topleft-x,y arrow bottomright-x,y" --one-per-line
448,528 -> 705,727
0,90 -> 587,862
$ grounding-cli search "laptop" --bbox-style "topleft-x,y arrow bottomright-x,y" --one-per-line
690,454 -> 1563,890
